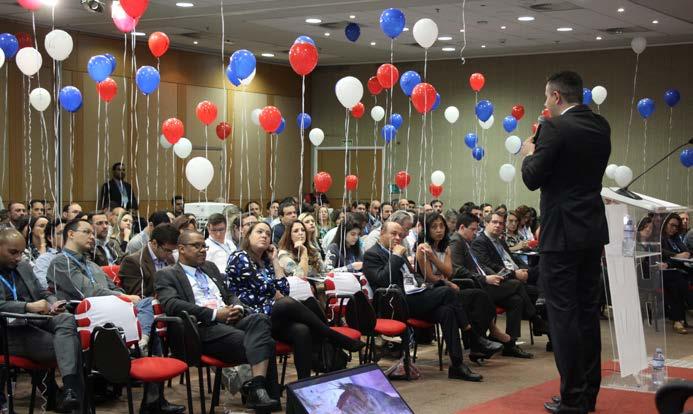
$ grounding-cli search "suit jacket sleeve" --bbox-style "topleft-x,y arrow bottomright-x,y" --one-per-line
522,121 -> 563,191
127,182 -> 139,210
118,254 -> 144,296
449,237 -> 486,288
363,247 -> 406,290
155,268 -> 216,325
471,237 -> 505,275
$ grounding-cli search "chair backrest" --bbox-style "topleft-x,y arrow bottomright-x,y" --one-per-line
165,311 -> 201,366
324,272 -> 372,298
101,265 -> 122,287
286,276 -> 315,301
655,381 -> 693,414
75,295 -> 141,350
374,286 -> 409,322
90,324 -> 132,384
344,290 -> 377,335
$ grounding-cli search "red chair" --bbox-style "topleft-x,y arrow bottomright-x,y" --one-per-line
276,341 -> 293,393
407,318 -> 444,371
100,265 -> 122,287
495,306 -> 534,345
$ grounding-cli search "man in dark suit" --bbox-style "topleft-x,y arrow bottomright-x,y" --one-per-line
98,162 -> 138,210
155,230 -> 280,411
0,228 -> 81,411
88,211 -> 124,266
521,71 -> 611,414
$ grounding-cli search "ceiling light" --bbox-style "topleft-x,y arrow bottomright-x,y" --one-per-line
500,25 -> 507,30
132,31 -> 146,36
517,16 -> 535,22
438,36 -> 452,41
652,20 -> 659,24
617,7 -> 625,13
193,41 -> 198,44
481,44 -> 487,48
349,15 -> 356,19
175,2 -> 194,7
305,18 -> 322,24
261,52 -> 275,57
595,36 -> 602,40
460,29 -> 465,32
370,41 -> 376,46
442,47 -> 455,52
324,32 -> 330,36
41,0 -> 58,6
403,27 -> 409,31
81,0 -> 103,13
556,27 -> 573,32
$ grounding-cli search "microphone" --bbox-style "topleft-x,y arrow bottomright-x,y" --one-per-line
532,116 -> 546,144
615,137 -> 693,200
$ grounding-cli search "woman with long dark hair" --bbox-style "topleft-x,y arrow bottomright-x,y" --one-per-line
659,214 -> 691,334
277,220 -> 326,279
325,220 -> 364,272
18,215 -> 49,264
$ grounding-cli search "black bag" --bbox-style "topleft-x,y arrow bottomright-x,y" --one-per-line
312,340 -> 349,373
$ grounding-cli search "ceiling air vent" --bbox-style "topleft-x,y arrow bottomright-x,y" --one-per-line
601,26 -> 650,35
528,2 -> 583,12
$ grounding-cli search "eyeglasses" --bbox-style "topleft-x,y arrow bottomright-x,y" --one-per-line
73,229 -> 94,236
208,227 -> 226,233
181,243 -> 208,250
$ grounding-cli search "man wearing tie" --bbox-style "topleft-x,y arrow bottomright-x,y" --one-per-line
99,162 -> 138,210
89,212 -> 124,266
521,71 -> 611,414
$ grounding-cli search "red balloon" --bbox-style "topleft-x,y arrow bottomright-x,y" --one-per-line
511,104 -> 525,121
162,118 -> 184,145
148,32 -> 169,58
345,175 -> 358,191
350,102 -> 365,119
367,76 -> 383,96
259,106 -> 282,133
314,171 -> 333,193
16,32 -> 32,49
97,78 -> 118,102
469,73 -> 485,92
17,0 -> 41,11
395,171 -> 411,190
411,83 -> 437,114
541,108 -> 552,119
196,100 -> 218,126
531,122 -> 538,134
120,0 -> 148,19
376,63 -> 399,89
429,183 -> 444,198
216,122 -> 232,140
288,42 -> 318,76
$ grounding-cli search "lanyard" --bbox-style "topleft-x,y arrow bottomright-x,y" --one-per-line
0,272 -> 17,300
209,238 -> 231,255
465,241 -> 486,276
63,251 -> 95,284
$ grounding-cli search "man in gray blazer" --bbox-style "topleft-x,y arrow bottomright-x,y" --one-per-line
155,230 -> 280,411
0,228 -> 81,410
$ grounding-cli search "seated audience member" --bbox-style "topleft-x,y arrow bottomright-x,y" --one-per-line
352,201 -> 367,214
514,205 -> 535,242
686,226 -> 693,252
677,212 -> 689,245
8,202 -> 27,228
62,203 -> 83,222
380,202 -> 393,222
444,209 -> 458,236
277,220 -> 327,279
505,211 -> 530,253
495,204 -> 508,217
34,219 -> 65,289
363,210 -> 413,252
244,201 -> 262,218
265,200 -> 279,226
43,201 -> 54,221
126,211 -> 171,255
272,199 -> 298,245
226,223 -> 365,380
397,199 -> 410,211
29,199 -> 46,218
89,212 -> 124,266
106,205 -> 125,236
0,209 -> 9,228
99,162 -> 138,210
205,213 -> 237,273
366,200 -> 381,234
480,203 -> 493,217
405,213 -> 425,256
299,212 -> 324,259
408,200 -> 417,210
110,210 -> 134,252
325,220 -> 364,272
0,228 -> 82,411
18,215 -> 49,265
156,230 -> 281,410
364,221 -> 501,381
120,224 -> 179,298
421,203 -> 433,214
172,214 -> 198,233
172,195 -> 185,217
230,212 -> 259,247
431,199 -> 444,214
316,206 -> 334,241
321,212 -> 366,252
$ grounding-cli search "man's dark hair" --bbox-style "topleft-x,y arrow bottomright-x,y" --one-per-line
347,212 -> 368,227
149,211 -> 170,227
430,199 -> 442,205
330,209 -> 343,223
266,200 -> 277,209
29,199 -> 44,208
381,201 -> 392,208
151,223 -> 180,246
232,212 -> 254,229
172,195 -> 183,205
547,71 -> 583,105
207,213 -> 226,226
87,211 -> 106,223
111,162 -> 123,171
45,218 -> 65,244
7,201 -> 24,211
279,199 -> 296,216
62,218 -> 88,243
301,202 -> 314,213
457,213 -> 479,229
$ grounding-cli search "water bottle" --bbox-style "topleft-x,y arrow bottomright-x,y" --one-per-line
622,214 -> 635,257
651,347 -> 665,386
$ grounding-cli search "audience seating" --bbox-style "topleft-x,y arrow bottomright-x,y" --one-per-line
100,265 -> 122,287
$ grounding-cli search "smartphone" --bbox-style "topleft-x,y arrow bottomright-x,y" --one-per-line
498,268 -> 512,280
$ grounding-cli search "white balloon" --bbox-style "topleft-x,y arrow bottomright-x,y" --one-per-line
614,165 -> 633,187
499,164 -> 516,183
444,106 -> 459,124
431,170 -> 445,186
185,157 -> 214,191
631,37 -> 646,54
16,47 -> 43,77
309,128 -> 324,146
0,49 -> 4,69
251,108 -> 262,126
605,163 -> 618,179
591,86 -> 607,105
173,137 -> 192,159
371,105 -> 385,122
413,18 -> 438,49
478,114 -> 494,130
240,69 -> 255,86
29,88 -> 51,112
44,29 -> 73,61
159,134 -> 173,149
505,135 -> 522,154
335,76 -> 363,109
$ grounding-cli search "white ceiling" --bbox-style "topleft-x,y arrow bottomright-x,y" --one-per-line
2,0 -> 693,65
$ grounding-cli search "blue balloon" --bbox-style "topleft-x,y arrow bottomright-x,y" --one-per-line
0,33 -> 19,59
294,36 -> 316,46
345,23 -> 360,42
582,88 -> 592,105
464,133 -> 478,149
297,113 -> 312,129
472,146 -> 485,161
432,93 -> 441,111
230,49 -> 256,81
275,117 -> 286,134
103,53 -> 117,75
502,115 -> 518,133
380,8 -> 405,39
381,124 -> 397,144
681,149 -> 693,168
58,86 -> 82,113
225,63 -> 241,86
135,66 -> 160,95
475,99 -> 494,122
637,98 -> 655,119
87,55 -> 111,82
664,89 -> 681,108
399,70 -> 421,97
389,113 -> 403,130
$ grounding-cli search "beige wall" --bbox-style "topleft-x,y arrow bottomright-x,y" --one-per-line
310,44 -> 693,210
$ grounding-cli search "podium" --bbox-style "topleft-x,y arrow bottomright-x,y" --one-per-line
600,187 -> 689,392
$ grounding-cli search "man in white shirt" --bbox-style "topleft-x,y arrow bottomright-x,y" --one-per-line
205,213 -> 237,273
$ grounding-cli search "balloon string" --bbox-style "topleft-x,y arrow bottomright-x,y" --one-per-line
239,109 -> 245,213
204,126 -> 209,159
449,126 -> 453,176
220,0 -> 228,200
40,110 -> 49,202
96,100 -> 102,210
299,75 -> 305,212
269,133 -> 275,203
625,53 -> 639,164
343,109 -> 350,212
155,59 -> 160,206
146,95 -> 151,216
131,32 -> 139,214
27,78 -> 33,200
0,66 -> 6,203
666,107 -> 673,200
69,113 -> 74,203
405,100 -> 412,201
459,0 -> 467,64
244,104 -> 249,204
257,128 -> 263,214
372,117 -> 378,201
641,119 -> 647,193
120,33 -> 127,173
354,120 -> 359,202
104,103 -> 110,206
40,111 -> 57,217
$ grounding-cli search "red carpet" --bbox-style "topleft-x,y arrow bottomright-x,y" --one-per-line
457,365 -> 693,414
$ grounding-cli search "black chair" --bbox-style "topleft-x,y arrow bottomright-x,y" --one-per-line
655,381 -> 693,414
370,287 -> 413,379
